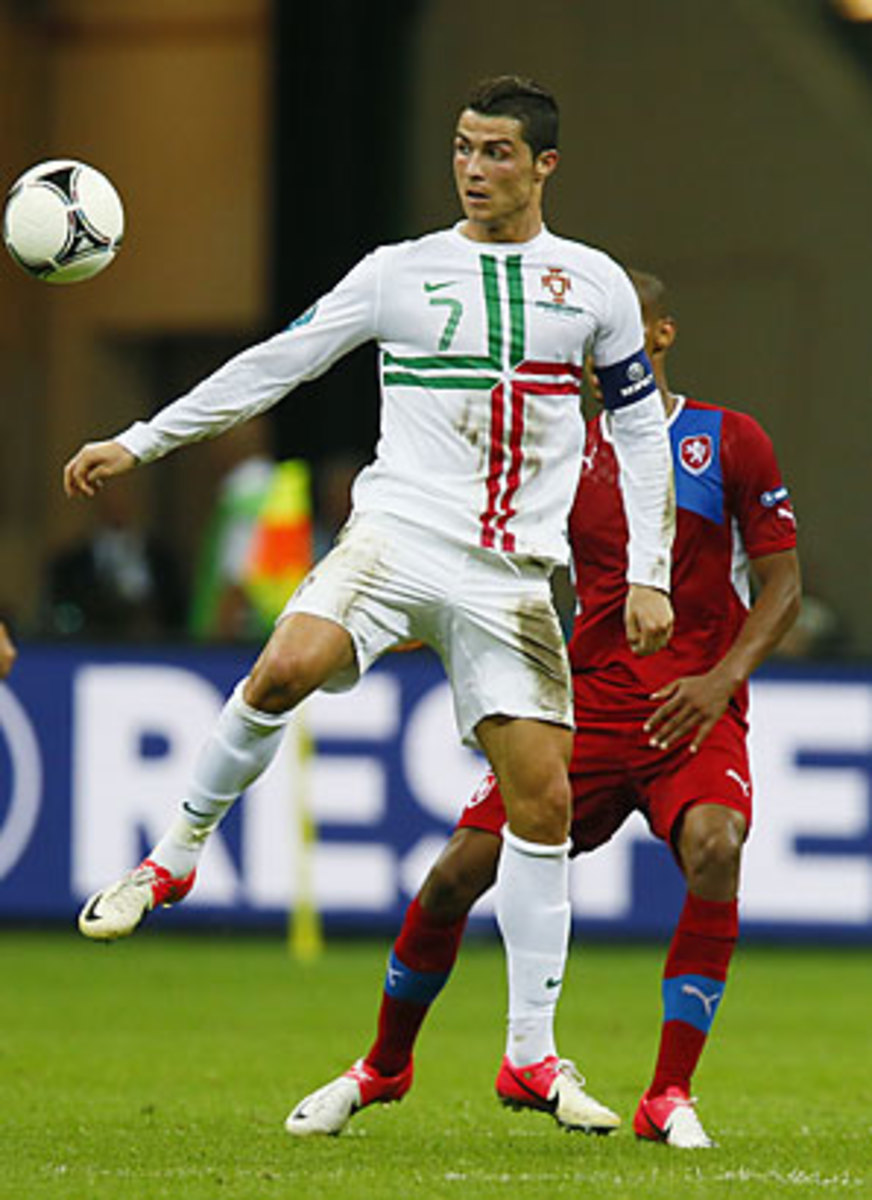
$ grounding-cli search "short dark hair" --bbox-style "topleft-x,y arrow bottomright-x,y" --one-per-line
465,75 -> 559,157
629,269 -> 672,323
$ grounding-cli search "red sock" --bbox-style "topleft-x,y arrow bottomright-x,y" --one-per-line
365,897 -> 467,1076
649,892 -> 738,1097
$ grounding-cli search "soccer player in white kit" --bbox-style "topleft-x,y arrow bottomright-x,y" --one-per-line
64,76 -> 675,1130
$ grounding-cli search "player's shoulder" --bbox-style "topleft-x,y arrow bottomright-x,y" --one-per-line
681,396 -> 773,443
540,229 -> 627,279
373,226 -> 459,261
678,398 -> 781,489
538,233 -> 634,334
365,227 -> 485,283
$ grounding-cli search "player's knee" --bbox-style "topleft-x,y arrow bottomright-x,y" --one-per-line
420,835 -> 498,919
246,615 -> 355,713
508,772 -> 571,844
246,644 -> 321,712
420,863 -> 479,921
681,807 -> 745,895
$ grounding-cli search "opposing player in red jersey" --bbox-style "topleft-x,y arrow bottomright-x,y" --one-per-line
287,271 -> 801,1147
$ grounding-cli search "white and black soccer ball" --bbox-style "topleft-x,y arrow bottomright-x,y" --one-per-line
2,159 -> 124,283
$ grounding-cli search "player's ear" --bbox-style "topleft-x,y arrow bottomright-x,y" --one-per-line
653,317 -> 677,355
534,148 -> 559,182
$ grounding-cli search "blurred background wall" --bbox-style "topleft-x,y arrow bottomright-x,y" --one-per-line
0,0 -> 869,652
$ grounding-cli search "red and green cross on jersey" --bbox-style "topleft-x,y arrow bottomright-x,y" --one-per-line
382,253 -> 583,553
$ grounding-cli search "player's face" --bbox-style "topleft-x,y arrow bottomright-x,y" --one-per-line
453,109 -> 557,243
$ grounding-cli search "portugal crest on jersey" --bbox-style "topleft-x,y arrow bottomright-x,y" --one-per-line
541,266 -> 572,304
679,434 -> 714,475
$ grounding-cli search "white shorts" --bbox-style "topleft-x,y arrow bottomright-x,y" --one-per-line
281,512 -> 572,748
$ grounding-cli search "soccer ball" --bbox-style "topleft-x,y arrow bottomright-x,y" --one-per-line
2,159 -> 124,283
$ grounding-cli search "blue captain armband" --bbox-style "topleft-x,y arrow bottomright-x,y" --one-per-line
596,349 -> 657,410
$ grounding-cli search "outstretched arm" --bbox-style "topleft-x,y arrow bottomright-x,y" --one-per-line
63,250 -> 381,499
645,548 -> 801,752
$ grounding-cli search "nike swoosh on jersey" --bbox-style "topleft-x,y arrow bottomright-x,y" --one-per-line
423,280 -> 457,292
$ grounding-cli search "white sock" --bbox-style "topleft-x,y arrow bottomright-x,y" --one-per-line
150,680 -> 291,877
495,825 -> 571,1067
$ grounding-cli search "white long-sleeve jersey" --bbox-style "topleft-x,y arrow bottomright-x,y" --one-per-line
117,224 -> 673,584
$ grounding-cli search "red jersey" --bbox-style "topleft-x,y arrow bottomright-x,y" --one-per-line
568,396 -> 796,722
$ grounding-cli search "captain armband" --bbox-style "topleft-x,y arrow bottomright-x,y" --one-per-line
595,350 -> 657,411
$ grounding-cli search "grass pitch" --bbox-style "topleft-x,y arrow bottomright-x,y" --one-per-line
1,929 -> 870,1199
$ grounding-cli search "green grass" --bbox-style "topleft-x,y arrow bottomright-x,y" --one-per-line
1,931 -> 870,1199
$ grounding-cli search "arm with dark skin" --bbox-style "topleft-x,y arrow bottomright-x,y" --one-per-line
645,548 -> 801,752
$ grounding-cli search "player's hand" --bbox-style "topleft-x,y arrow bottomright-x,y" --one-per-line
63,440 -> 137,498
645,668 -> 735,753
0,621 -> 17,680
624,584 -> 673,656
